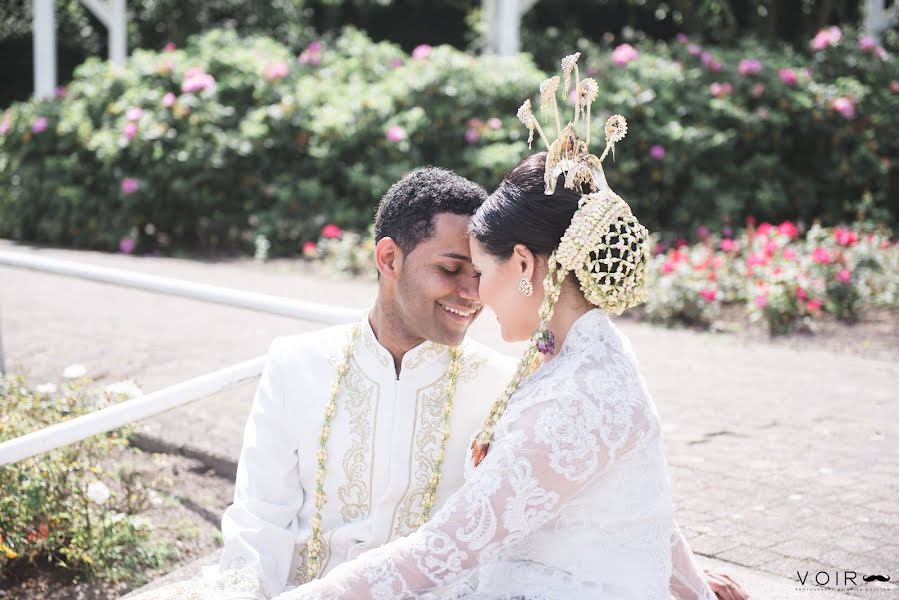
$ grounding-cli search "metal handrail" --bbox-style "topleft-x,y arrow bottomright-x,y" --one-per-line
0,249 -> 364,466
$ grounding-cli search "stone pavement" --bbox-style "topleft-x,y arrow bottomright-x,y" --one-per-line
2,240 -> 897,599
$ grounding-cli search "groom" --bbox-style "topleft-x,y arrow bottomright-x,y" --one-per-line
206,167 -> 748,600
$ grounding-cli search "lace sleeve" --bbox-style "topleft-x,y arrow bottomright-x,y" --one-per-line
207,338 -> 305,599
276,331 -> 657,600
669,519 -> 717,600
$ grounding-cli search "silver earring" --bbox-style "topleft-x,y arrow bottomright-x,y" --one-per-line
518,276 -> 534,297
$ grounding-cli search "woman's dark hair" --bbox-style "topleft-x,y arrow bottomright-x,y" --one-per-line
469,152 -> 584,259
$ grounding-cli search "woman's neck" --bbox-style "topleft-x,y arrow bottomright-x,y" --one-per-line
543,294 -> 592,361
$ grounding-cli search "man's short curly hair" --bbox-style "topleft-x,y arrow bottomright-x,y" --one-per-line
373,167 -> 487,256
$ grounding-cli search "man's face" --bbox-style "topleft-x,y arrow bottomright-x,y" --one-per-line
394,213 -> 483,346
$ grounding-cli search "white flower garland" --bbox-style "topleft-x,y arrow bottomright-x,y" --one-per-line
306,324 -> 464,580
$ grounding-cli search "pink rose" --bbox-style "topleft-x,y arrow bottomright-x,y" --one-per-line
687,44 -> 701,56
32,117 -> 48,133
796,286 -> 807,300
385,125 -> 407,143
777,220 -> 798,238
389,57 -> 404,69
754,294 -> 769,308
181,67 -> 215,93
55,86 -> 67,98
836,268 -> 851,283
164,42 -> 176,52
464,128 -> 480,144
810,26 -> 842,51
612,44 -> 639,66
126,107 -> 144,122
812,247 -> 833,264
412,44 -> 432,60
263,61 -> 289,82
487,117 -> 502,130
662,261 -> 676,273
738,59 -> 762,76
321,224 -> 342,239
834,227 -> 858,246
805,299 -> 823,312
778,68 -> 798,86
302,241 -> 317,258
119,238 -> 136,254
675,33 -> 689,43
650,145 -> 665,160
782,248 -> 797,261
720,238 -> 737,252
832,96 -> 855,119
121,177 -> 140,195
858,36 -> 878,51
162,92 -> 177,108
699,288 -> 718,302
751,83 -> 766,98
298,41 -> 323,66
709,82 -> 732,97
123,122 -> 138,140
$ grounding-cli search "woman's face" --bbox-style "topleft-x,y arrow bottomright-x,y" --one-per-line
470,239 -> 543,342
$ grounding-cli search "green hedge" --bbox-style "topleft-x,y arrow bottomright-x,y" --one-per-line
1,26 -> 897,256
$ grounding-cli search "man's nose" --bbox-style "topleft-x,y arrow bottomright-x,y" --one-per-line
458,274 -> 480,304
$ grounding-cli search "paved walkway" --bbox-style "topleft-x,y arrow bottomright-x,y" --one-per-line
2,240 -> 897,598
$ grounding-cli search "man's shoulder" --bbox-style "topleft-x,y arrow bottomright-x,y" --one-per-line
269,321 -> 360,365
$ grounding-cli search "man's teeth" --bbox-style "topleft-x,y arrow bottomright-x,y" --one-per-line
442,305 -> 475,317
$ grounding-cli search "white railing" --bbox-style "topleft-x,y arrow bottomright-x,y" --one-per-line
0,250 -> 363,466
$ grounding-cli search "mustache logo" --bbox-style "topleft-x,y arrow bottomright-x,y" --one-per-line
863,574 -> 891,582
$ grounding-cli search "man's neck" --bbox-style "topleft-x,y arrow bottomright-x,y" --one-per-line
368,297 -> 427,378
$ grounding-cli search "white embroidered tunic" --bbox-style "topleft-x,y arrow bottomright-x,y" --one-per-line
203,315 -> 517,598
275,309 -> 716,600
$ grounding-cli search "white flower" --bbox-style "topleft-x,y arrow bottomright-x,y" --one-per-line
86,481 -> 111,505
35,383 -> 58,395
105,380 -> 143,399
63,364 -> 87,379
130,515 -> 153,531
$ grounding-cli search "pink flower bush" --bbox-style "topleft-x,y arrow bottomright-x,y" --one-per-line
836,268 -> 851,283
738,59 -> 762,76
834,227 -> 859,246
32,117 -> 48,133
832,97 -> 855,119
321,224 -> 342,239
778,68 -> 798,86
701,52 -> 722,72
181,67 -> 216,93
612,44 -> 639,66
720,239 -> 737,252
777,221 -> 798,239
858,36 -> 878,51
650,145 -> 665,160
263,61 -> 289,81
699,288 -> 718,302
385,125 -> 407,143
162,92 -> 177,108
412,44 -> 432,60
120,178 -> 140,195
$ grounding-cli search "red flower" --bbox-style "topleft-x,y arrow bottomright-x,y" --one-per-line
755,222 -> 774,237
833,227 -> 858,246
321,224 -> 342,239
302,241 -> 317,258
777,220 -> 798,239
812,247 -> 833,264
699,288 -> 718,302
796,286 -> 807,300
805,299 -> 823,312
662,261 -> 677,273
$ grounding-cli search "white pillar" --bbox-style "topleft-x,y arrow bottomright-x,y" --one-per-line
864,0 -> 899,41
108,0 -> 127,64
484,0 -> 540,57
81,0 -> 128,64
32,0 -> 57,99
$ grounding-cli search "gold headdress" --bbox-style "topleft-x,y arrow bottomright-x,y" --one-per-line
471,52 -> 651,467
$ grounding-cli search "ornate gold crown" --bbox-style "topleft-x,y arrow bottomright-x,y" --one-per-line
515,52 -> 650,315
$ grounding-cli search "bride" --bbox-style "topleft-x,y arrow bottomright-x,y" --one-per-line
274,53 -> 727,600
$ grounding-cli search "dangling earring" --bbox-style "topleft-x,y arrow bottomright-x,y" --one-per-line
518,276 -> 534,297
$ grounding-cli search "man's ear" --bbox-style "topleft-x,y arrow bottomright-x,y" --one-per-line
375,237 -> 403,279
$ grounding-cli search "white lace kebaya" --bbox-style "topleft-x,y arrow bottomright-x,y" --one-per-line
276,309 -> 716,600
